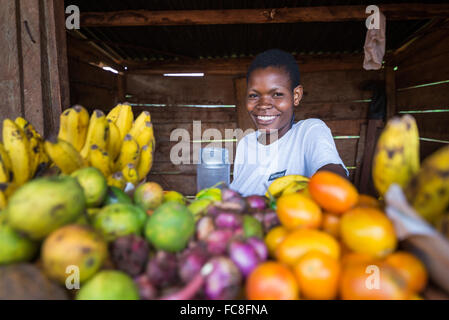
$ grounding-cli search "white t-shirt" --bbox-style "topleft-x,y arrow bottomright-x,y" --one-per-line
230,118 -> 348,196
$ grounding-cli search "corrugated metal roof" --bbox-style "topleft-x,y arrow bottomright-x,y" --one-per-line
66,0 -> 441,64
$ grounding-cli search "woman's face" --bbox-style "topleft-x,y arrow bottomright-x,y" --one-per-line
246,66 -> 303,139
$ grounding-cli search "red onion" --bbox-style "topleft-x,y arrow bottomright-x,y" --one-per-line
252,211 -> 265,224
214,212 -> 242,230
206,205 -> 221,216
178,245 -> 209,284
246,237 -> 268,262
196,216 -> 215,241
228,240 -> 260,277
134,274 -> 158,300
206,229 -> 233,255
263,209 -> 280,232
246,195 -> 267,210
204,257 -> 242,300
221,188 -> 240,202
146,251 -> 179,288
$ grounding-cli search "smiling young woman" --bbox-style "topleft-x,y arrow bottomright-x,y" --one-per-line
229,49 -> 348,196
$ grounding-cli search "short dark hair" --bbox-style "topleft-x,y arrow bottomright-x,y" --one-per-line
246,49 -> 301,90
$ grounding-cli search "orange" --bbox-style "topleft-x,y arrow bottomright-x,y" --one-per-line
384,251 -> 428,293
356,194 -> 382,209
264,226 -> 289,258
322,212 -> 340,238
340,207 -> 397,258
276,229 -> 340,266
276,193 -> 322,230
246,262 -> 299,300
308,171 -> 359,214
341,252 -> 378,268
340,261 -> 410,300
293,251 -> 340,300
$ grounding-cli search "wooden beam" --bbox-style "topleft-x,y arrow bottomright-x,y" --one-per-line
126,54 -> 365,76
80,4 -> 449,27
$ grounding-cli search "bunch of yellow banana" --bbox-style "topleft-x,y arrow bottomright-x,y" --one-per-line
405,145 -> 449,225
265,174 -> 309,198
47,104 -> 155,189
0,118 -> 49,186
372,115 -> 420,196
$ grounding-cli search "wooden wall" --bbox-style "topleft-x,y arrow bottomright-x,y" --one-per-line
124,67 -> 382,195
394,23 -> 449,160
68,58 -> 121,111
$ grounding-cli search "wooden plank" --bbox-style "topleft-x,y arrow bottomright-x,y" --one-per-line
324,119 -> 365,136
42,0 -> 70,136
301,70 -> 383,103
80,4 -> 449,27
413,113 -> 449,141
148,174 -> 197,196
335,139 -> 358,168
296,102 -> 369,121
154,122 -> 238,143
154,141 -> 237,165
0,0 -> 23,125
385,67 -> 397,120
354,123 -> 367,188
127,54 -> 365,75
420,141 -> 448,161
234,77 -> 256,132
393,23 -> 449,67
20,0 -> 44,134
68,59 -> 117,91
70,82 -> 117,111
130,106 -> 237,124
396,53 -> 449,89
126,74 -> 236,105
397,83 -> 449,112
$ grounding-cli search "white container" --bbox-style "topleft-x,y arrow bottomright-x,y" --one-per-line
197,148 -> 230,192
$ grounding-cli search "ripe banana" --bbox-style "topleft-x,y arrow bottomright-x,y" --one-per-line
45,138 -> 85,174
107,119 -> 122,161
122,163 -> 139,185
15,117 -> 43,178
372,115 -> 420,196
80,110 -> 110,159
114,134 -> 140,171
2,119 -> 31,185
281,180 -> 309,197
106,104 -> 121,123
88,145 -> 112,177
128,111 -> 151,137
405,145 -> 449,224
114,104 -> 134,141
0,185 -> 6,210
107,171 -> 126,190
134,122 -> 155,149
0,146 -> 11,183
62,105 -> 90,152
137,144 -> 153,182
265,174 -> 309,198
0,143 -> 12,175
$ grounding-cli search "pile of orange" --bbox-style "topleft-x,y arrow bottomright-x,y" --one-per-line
246,171 -> 428,300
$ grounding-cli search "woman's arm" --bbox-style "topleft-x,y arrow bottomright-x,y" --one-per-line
317,163 -> 348,179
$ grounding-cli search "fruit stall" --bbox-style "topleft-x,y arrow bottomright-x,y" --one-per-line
1,1 -> 449,301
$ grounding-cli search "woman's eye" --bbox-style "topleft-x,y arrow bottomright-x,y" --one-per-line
274,92 -> 284,97
248,93 -> 258,99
